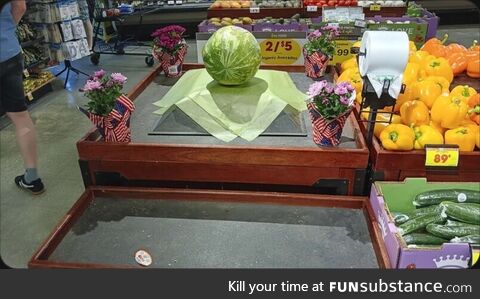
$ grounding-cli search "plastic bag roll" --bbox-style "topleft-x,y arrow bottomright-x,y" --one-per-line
359,31 -> 409,99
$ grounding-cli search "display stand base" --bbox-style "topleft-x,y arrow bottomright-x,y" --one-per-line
55,60 -> 89,89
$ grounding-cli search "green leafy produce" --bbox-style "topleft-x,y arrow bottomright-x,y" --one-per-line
202,26 -> 261,86
413,189 -> 480,207
426,223 -> 480,239
398,212 -> 447,236
403,233 -> 448,245
450,235 -> 480,244
440,202 -> 480,225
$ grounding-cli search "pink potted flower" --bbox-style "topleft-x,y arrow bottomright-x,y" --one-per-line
306,80 -> 356,146
151,25 -> 188,78
79,70 -> 135,142
303,25 -> 339,78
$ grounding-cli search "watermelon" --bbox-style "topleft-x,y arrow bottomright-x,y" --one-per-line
202,26 -> 261,86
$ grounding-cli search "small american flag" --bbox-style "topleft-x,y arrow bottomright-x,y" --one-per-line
85,95 -> 135,143
304,49 -> 329,79
154,45 -> 187,78
308,103 -> 350,146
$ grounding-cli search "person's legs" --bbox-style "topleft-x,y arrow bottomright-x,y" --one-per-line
0,53 -> 44,194
83,18 -> 94,49
6,111 -> 38,170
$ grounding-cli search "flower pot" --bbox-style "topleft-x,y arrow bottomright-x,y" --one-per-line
153,45 -> 187,78
307,103 -> 352,146
303,49 -> 330,79
79,95 -> 135,143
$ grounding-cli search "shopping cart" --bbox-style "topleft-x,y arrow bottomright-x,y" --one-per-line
90,6 -> 165,67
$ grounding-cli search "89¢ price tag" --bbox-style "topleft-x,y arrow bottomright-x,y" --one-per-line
425,145 -> 460,168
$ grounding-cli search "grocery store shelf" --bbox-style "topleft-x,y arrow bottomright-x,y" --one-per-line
24,58 -> 49,71
24,77 -> 56,99
20,37 -> 45,48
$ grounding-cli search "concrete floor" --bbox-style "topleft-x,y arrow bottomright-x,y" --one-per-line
1,26 -> 479,268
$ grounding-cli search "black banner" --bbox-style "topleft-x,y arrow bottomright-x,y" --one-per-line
0,269 -> 477,298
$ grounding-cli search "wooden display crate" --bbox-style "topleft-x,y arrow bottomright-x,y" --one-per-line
354,106 -> 480,182
29,186 -> 390,268
76,64 -> 370,195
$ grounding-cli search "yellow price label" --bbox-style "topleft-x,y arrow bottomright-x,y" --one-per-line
370,4 -> 381,11
425,145 -> 459,167
26,92 -> 33,101
259,39 -> 301,65
330,40 -> 355,65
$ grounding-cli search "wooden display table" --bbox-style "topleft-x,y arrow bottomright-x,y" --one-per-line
29,186 -> 390,268
76,64 -> 370,195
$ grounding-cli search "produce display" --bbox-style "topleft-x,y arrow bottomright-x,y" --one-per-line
206,16 -> 254,26
357,0 -> 405,7
303,0 -> 358,7
16,20 -> 39,43
210,0 -> 301,9
23,45 -> 48,68
338,37 -> 480,152
23,71 -> 54,95
202,26 -> 261,85
393,189 -> 480,246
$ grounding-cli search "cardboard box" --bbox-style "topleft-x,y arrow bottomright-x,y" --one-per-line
370,178 -> 479,269
367,16 -> 428,48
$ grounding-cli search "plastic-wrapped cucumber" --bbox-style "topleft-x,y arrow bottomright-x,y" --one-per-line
411,205 -> 443,217
450,235 -> 480,244
413,189 -> 480,207
440,202 -> 480,225
398,211 -> 447,235
426,223 -> 480,239
392,212 -> 410,225
403,233 -> 448,245
445,220 -> 479,228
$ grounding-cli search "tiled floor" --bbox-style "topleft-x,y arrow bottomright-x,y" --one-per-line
1,26 -> 479,268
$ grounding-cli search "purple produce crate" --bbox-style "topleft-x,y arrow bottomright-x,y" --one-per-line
253,23 -> 308,32
197,20 -> 252,33
421,9 -> 439,40
370,179 -> 475,269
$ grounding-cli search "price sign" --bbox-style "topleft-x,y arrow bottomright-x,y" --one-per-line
23,69 -> 30,78
259,39 -> 302,65
175,0 -> 182,4
369,4 -> 381,11
425,145 -> 460,168
307,6 -> 318,12
250,7 -> 260,14
26,92 -> 33,101
167,1 -> 174,5
330,40 -> 355,65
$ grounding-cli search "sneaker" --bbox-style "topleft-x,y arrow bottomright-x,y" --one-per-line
14,175 -> 45,195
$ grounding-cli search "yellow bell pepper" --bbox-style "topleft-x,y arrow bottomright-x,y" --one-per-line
409,50 -> 432,65
413,125 -> 444,150
337,67 -> 363,95
477,128 -> 480,149
361,109 -> 402,138
341,57 -> 357,72
380,124 -> 415,151
444,126 -> 477,151
395,85 -> 414,113
409,41 -> 417,53
400,100 -> 430,126
424,76 -> 450,95
410,79 -> 444,108
431,95 -> 469,129
450,85 -> 478,102
352,41 -> 361,48
403,62 -> 420,86
422,57 -> 454,83
429,120 -> 446,135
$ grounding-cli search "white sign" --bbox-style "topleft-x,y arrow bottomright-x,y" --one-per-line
307,6 -> 318,12
250,7 -> 260,13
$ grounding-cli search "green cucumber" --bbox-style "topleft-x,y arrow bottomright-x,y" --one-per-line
450,235 -> 480,244
446,220 -> 479,229
426,223 -> 480,239
413,189 -> 480,207
398,212 -> 447,236
403,233 -> 448,245
440,202 -> 480,225
393,212 -> 410,225
411,205 -> 443,216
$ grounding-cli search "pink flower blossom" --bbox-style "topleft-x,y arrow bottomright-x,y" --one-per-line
83,79 -> 102,91
110,73 -> 127,85
93,69 -> 106,79
307,80 -> 328,97
334,86 -> 348,95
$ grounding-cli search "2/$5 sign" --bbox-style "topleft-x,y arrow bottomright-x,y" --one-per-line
196,32 -> 307,65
